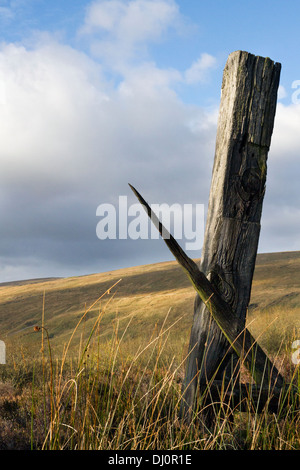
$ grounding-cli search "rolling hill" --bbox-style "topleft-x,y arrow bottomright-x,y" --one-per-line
0,251 -> 299,361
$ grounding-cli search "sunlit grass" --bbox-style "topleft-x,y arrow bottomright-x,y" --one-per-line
0,284 -> 299,450
247,305 -> 300,356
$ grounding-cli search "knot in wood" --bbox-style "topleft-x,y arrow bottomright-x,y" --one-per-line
208,269 -> 235,307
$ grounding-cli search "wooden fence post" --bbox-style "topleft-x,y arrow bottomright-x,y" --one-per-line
180,51 -> 281,421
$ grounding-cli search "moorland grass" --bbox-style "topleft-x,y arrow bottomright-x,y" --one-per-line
0,252 -> 299,450
0,285 -> 299,451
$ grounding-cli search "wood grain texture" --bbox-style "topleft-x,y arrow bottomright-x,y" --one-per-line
181,51 -> 281,420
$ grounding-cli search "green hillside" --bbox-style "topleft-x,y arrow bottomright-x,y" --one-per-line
1,251 -> 300,361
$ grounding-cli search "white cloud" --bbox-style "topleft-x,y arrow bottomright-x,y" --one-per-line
184,53 -> 217,85
271,102 -> 300,158
277,84 -> 287,100
80,0 -> 181,66
258,101 -> 300,253
81,0 -> 179,40
0,40 -> 109,192
81,0 -> 126,33
117,61 -> 181,98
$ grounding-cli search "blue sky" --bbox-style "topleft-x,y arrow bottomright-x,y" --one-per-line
0,0 -> 299,282
1,1 -> 298,98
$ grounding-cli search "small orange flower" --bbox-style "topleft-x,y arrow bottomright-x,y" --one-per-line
34,326 -> 41,332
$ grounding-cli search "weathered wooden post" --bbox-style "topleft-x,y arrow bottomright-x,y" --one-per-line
180,51 -> 281,421
129,50 -> 286,424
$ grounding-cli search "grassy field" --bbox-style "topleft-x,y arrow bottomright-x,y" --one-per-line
0,251 -> 299,450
